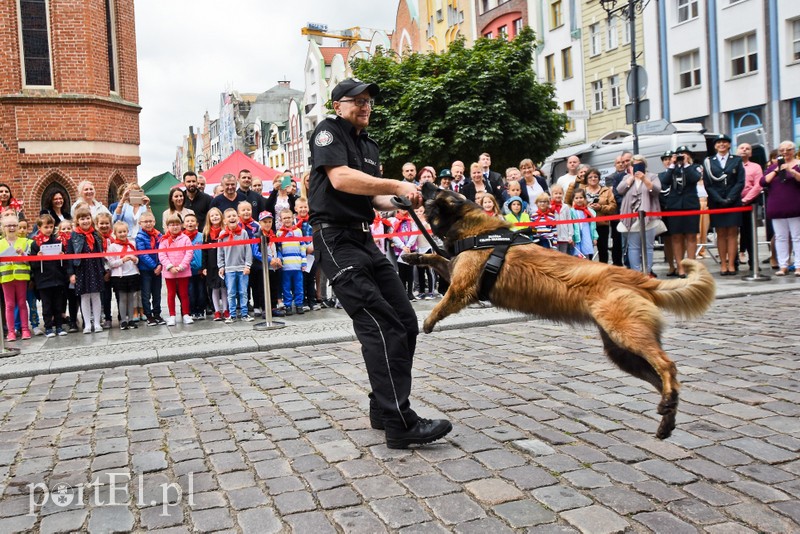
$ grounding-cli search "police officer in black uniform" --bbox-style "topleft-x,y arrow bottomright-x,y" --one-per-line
308,78 -> 452,449
703,133 -> 745,275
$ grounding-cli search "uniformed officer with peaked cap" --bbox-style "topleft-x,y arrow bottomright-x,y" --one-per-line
308,78 -> 452,449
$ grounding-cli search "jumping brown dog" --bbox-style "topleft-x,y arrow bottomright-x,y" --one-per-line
405,182 -> 716,439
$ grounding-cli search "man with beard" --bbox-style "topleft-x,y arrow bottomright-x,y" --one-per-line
182,171 -> 212,230
308,78 -> 452,449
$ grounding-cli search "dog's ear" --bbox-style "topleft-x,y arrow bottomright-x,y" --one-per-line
421,182 -> 439,201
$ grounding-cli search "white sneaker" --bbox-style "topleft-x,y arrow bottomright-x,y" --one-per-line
166,316 -> 176,326
33,326 -> 45,336
253,308 -> 262,317
93,323 -> 103,332
182,315 -> 194,324
83,327 -> 92,334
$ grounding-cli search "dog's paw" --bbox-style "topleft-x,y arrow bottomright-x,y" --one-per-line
422,317 -> 436,334
404,253 -> 422,265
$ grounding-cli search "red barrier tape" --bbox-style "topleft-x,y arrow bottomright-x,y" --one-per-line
0,205 -> 753,263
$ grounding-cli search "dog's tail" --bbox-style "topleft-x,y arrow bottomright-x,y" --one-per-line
648,259 -> 716,319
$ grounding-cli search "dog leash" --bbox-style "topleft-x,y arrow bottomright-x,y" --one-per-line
390,196 -> 450,259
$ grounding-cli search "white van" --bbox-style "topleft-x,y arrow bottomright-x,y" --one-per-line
543,122 -> 718,183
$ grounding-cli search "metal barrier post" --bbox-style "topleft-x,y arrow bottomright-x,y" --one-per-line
254,233 -> 285,331
742,203 -> 770,282
638,210 -> 648,275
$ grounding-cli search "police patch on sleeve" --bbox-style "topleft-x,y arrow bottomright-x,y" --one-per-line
314,130 -> 333,147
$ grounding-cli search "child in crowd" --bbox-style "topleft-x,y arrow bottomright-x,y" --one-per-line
414,205 -> 436,299
550,184 -> 573,254
96,211 -> 114,328
479,193 -> 503,219
371,209 -> 390,254
66,207 -> 106,334
15,219 -> 41,336
503,196 -> 531,232
202,208 -> 228,321
570,188 -> 598,259
530,193 -> 557,249
218,208 -> 252,323
294,198 -> 317,311
31,214 -> 68,337
57,219 -> 80,332
0,213 -> 31,340
390,208 -> 418,300
276,208 -> 306,315
135,211 -> 166,326
257,211 -> 284,318
502,181 -> 524,210
183,213 -> 205,320
238,201 -> 262,316
106,221 -> 140,329
158,213 -> 193,326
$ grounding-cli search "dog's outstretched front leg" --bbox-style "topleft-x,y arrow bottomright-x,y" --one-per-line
404,253 -> 452,282
422,290 -> 472,334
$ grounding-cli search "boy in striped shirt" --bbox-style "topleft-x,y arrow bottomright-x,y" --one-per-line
277,208 -> 307,316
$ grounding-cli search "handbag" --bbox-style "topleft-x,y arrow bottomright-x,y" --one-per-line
648,219 -> 668,236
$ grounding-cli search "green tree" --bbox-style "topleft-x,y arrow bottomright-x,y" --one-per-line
351,27 -> 566,178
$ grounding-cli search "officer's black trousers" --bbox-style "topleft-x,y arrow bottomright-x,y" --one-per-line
314,227 -> 419,432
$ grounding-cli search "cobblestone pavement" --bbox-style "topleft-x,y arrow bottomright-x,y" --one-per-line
0,290 -> 798,533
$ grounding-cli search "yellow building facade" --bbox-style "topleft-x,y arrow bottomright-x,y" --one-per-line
418,0 -> 474,52
581,1 -> 645,140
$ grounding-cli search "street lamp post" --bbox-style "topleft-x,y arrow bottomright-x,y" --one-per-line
600,0 -> 644,155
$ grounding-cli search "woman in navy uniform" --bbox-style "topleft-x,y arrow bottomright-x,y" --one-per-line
661,146 -> 702,277
307,78 -> 452,450
703,134 -> 745,275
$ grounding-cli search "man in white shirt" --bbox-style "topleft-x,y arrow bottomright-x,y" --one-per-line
557,155 -> 581,191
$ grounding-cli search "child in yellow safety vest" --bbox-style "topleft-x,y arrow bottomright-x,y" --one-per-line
0,212 -> 31,341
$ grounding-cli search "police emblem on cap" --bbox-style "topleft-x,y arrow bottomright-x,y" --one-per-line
314,130 -> 333,147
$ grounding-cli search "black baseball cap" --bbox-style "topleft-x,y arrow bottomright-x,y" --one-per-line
661,151 -> 673,159
331,78 -> 379,102
674,145 -> 691,154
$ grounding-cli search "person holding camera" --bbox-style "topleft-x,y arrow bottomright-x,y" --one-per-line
616,154 -> 662,274
661,146 -> 702,278
760,141 -> 800,276
703,134 -> 745,275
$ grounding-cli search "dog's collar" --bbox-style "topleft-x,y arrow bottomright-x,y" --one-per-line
453,228 -> 533,255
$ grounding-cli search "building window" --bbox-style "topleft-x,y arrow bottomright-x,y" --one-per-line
564,100 -> 576,132
550,0 -> 563,29
18,0 -> 52,86
676,50 -> 701,90
498,25 -> 508,40
730,33 -> 757,77
609,75 -> 621,108
513,18 -> 524,37
589,23 -> 602,56
592,81 -> 604,112
622,18 -> 631,44
105,0 -> 118,92
481,0 -> 490,14
545,54 -> 556,83
677,0 -> 699,23
561,47 -> 573,79
607,17 -> 618,50
484,32 -> 493,39
791,19 -> 800,62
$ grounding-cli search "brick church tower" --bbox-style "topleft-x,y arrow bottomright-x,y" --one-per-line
0,0 -> 140,213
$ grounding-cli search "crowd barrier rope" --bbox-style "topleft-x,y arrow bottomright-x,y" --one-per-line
0,205 -> 753,264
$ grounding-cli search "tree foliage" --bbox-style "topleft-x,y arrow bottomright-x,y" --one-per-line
351,27 -> 567,178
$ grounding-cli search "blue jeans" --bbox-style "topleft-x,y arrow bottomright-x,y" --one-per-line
225,271 -> 249,318
140,270 -> 162,318
189,274 -> 205,316
282,270 -> 304,309
626,228 -> 656,273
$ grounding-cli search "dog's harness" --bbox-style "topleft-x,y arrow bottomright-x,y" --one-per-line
454,228 -> 534,301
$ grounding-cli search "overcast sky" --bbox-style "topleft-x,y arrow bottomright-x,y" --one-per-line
134,0 -> 398,181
